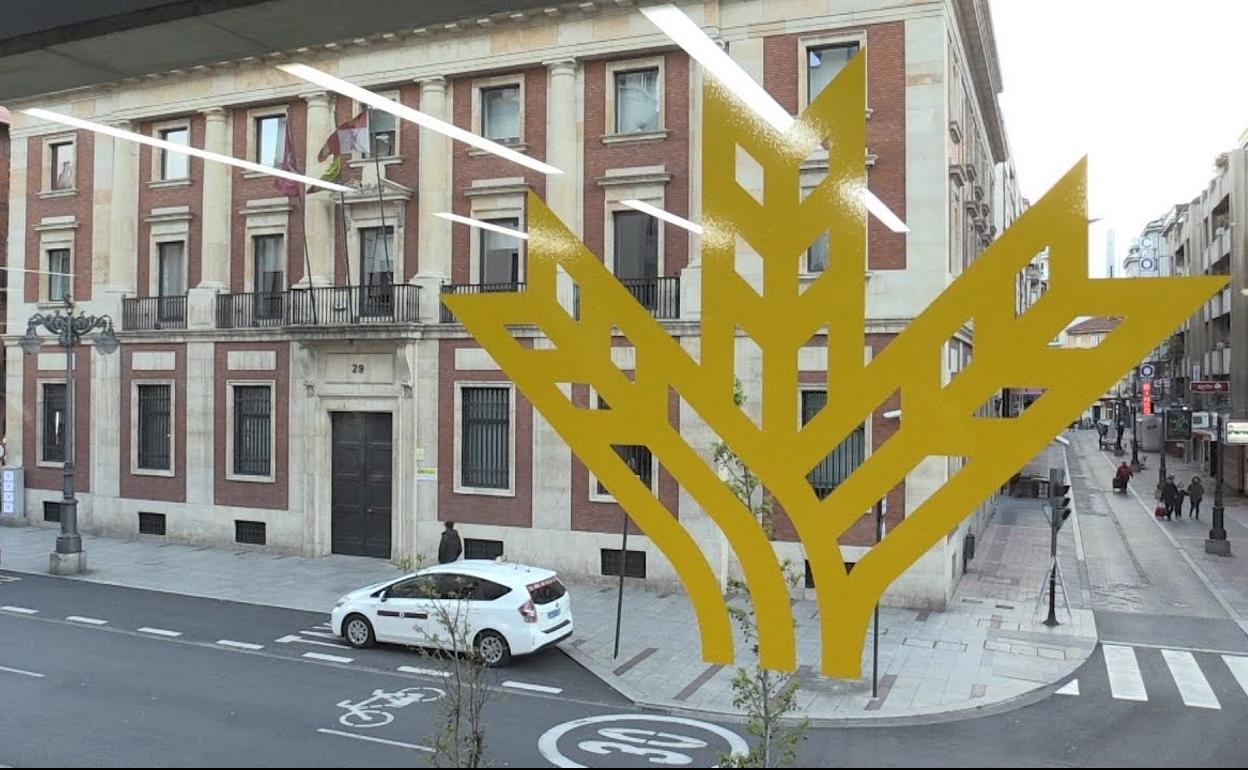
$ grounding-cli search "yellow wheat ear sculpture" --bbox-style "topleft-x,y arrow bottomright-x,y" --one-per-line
443,52 -> 1226,678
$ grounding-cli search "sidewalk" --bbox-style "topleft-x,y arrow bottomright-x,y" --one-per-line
1125,444 -> 1248,633
0,477 -> 1097,724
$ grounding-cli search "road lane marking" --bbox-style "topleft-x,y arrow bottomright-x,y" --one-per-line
1101,639 -> 1248,657
137,627 -> 182,638
298,630 -> 341,639
502,680 -> 563,694
1162,649 -> 1220,709
0,665 -> 44,678
276,634 -> 352,649
1222,655 -> 1248,698
303,652 -> 354,664
1056,679 -> 1080,696
398,666 -> 452,678
216,640 -> 264,650
0,606 -> 38,615
316,728 -> 432,752
1103,644 -> 1148,701
66,616 -> 108,625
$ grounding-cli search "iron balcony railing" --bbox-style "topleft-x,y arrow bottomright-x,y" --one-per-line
570,276 -> 681,321
216,284 -> 420,329
440,282 -> 526,323
440,277 -> 680,323
122,295 -> 187,330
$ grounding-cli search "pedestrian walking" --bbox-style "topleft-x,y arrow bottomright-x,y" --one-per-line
1162,476 -> 1180,521
1188,476 -> 1205,519
438,520 -> 463,564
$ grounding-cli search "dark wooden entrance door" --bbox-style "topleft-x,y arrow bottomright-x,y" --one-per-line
331,412 -> 393,558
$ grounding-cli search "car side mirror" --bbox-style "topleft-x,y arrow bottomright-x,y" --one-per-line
377,589 -> 389,603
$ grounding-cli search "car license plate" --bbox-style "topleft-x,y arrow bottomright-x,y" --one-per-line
548,607 -> 561,620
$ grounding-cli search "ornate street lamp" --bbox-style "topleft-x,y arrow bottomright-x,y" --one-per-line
20,296 -> 120,574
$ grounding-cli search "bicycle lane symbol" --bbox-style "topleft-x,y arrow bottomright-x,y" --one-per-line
335,686 -> 445,730
538,714 -> 749,768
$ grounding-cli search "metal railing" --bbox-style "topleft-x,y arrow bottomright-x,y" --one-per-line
216,285 -> 420,329
122,295 -> 187,330
440,282 -> 526,323
288,284 -> 420,325
619,277 -> 681,319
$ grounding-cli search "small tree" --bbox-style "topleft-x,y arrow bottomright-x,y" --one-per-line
714,380 -> 809,768
416,576 -> 496,768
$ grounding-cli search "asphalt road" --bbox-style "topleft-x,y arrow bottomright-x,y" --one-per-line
4,570 -> 1248,767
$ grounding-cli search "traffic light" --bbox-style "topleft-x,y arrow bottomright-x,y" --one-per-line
1051,482 -> 1072,527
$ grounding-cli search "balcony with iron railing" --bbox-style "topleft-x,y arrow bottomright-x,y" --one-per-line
122,295 -> 187,330
440,282 -> 528,323
216,284 -> 421,329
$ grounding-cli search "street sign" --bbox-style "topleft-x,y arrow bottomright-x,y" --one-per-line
1190,381 -> 1230,393
1166,408 -> 1193,441
1140,363 -> 1156,379
1225,421 -> 1248,445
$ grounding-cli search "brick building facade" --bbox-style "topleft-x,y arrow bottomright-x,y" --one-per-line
3,0 -> 1012,608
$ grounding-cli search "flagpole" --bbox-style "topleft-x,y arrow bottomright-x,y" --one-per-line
298,186 -> 318,325
372,152 -> 394,280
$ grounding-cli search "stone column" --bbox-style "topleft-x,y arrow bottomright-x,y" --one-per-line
544,59 -> 580,316
191,107 -> 230,328
198,107 -> 231,290
301,91 -> 335,287
106,125 -> 139,296
415,77 -> 452,322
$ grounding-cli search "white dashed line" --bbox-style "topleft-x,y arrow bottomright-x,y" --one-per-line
137,627 -> 183,638
316,729 -> 432,752
66,616 -> 108,626
216,640 -> 264,651
502,680 -> 563,694
398,666 -> 452,678
275,634 -> 351,649
298,630 -> 340,640
1,606 -> 38,615
302,652 -> 354,664
0,665 -> 44,678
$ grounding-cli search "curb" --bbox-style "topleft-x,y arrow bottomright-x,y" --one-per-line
561,635 -> 1094,728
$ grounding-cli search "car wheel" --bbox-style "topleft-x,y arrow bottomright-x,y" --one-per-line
343,614 -> 376,649
475,630 -> 512,667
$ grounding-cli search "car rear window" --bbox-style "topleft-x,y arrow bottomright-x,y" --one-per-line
527,577 -> 566,605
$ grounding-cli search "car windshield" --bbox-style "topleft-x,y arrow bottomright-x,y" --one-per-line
527,577 -> 566,605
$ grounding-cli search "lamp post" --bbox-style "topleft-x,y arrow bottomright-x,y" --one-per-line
1157,408 -> 1169,499
20,296 -> 120,575
1207,415 -> 1232,556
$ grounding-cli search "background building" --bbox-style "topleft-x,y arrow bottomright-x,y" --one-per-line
3,0 -> 1013,609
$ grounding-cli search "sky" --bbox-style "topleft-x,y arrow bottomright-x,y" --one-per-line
990,0 -> 1248,277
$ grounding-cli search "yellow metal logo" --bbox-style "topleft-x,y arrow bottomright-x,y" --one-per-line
443,55 -> 1224,677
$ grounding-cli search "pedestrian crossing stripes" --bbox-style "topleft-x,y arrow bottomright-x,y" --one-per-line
1103,644 -> 1147,701
1060,644 -> 1248,711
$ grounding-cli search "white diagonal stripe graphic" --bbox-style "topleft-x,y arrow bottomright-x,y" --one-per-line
1103,645 -> 1147,702
1055,679 -> 1079,696
1222,655 -> 1248,699
1162,649 -> 1220,709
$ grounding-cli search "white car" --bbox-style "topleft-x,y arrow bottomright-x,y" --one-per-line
331,561 -> 573,667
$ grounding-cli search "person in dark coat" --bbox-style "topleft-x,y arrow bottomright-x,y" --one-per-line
438,521 -> 462,564
1188,476 -> 1205,519
1162,476 -> 1180,520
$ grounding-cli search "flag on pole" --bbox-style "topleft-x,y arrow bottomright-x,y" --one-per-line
318,110 -> 370,163
320,155 -> 343,184
273,117 -> 301,197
